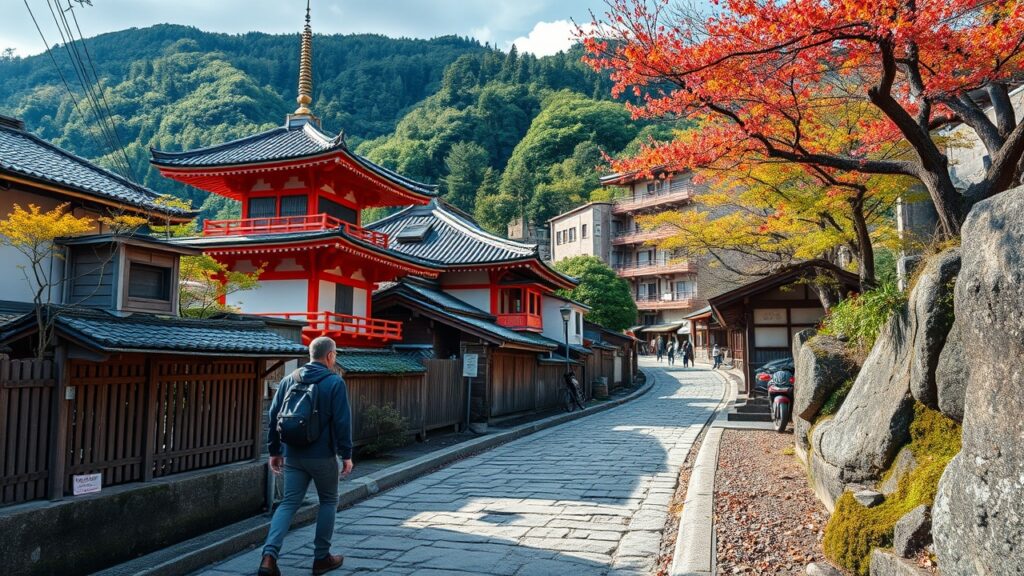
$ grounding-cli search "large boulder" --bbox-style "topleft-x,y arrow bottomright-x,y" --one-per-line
869,550 -> 931,576
934,319 -> 967,422
793,332 -> 857,422
809,249 -> 957,509
907,249 -> 960,408
933,187 -> 1024,576
892,504 -> 931,558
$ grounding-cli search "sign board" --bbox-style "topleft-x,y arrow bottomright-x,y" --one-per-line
753,308 -> 787,325
72,473 -> 102,496
462,354 -> 479,378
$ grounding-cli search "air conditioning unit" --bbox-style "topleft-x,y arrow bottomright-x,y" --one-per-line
661,293 -> 673,301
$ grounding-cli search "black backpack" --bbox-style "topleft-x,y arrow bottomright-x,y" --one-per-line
276,369 -> 324,447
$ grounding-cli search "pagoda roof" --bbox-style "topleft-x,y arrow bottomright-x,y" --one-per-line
150,118 -> 437,200
368,200 -> 576,289
0,115 -> 192,221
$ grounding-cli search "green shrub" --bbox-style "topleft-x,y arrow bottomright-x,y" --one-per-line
820,282 -> 907,356
823,403 -> 961,575
361,403 -> 408,457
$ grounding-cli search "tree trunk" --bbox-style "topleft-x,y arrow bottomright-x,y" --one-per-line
849,198 -> 876,290
811,273 -> 841,312
918,166 -> 964,238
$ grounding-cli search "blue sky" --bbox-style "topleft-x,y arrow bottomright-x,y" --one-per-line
3,0 -> 607,57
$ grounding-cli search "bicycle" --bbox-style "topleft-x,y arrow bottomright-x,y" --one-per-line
562,370 -> 586,412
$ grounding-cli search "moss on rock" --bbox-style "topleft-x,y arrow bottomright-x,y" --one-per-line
818,378 -> 854,419
822,403 -> 961,575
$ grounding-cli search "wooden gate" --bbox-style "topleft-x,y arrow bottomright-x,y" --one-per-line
0,358 -> 55,506
490,351 -> 536,418
424,359 -> 464,431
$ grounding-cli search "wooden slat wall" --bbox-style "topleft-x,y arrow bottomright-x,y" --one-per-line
423,359 -> 464,431
0,358 -> 55,506
535,364 -> 564,411
347,374 -> 426,446
150,359 -> 259,479
489,352 -> 536,417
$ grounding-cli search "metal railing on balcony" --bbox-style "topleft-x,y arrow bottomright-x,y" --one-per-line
203,214 -> 389,248
611,227 -> 674,245
255,311 -> 402,343
612,186 -> 693,214
634,292 -> 698,310
615,259 -> 694,278
496,313 -> 543,331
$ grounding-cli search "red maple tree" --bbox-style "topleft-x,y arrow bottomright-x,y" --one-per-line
581,0 -> 1024,236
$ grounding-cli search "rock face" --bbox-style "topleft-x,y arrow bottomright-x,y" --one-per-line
934,319 -> 967,422
806,561 -> 844,576
793,332 -> 856,422
852,489 -> 884,507
808,249 -> 960,510
907,249 -> 960,408
878,447 -> 918,496
933,187 -> 1024,576
893,505 -> 931,558
869,549 -> 931,576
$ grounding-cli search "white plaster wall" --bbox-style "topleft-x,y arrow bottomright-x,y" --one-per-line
353,287 -> 367,317
228,279 -> 307,314
541,297 -> 584,345
318,280 -> 335,313
550,208 -> 599,263
946,88 -> 1024,187
447,288 -> 490,313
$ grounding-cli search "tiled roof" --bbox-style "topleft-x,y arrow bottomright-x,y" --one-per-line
150,119 -> 436,197
368,200 -> 539,265
0,300 -> 33,326
0,118 -> 191,218
335,348 -> 427,374
375,281 -> 556,350
0,307 -> 307,356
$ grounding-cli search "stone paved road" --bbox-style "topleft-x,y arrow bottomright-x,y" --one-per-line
198,360 -> 724,576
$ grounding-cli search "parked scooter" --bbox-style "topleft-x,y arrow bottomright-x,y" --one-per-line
757,370 -> 794,433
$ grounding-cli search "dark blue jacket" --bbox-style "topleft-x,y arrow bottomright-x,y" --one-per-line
267,361 -> 353,460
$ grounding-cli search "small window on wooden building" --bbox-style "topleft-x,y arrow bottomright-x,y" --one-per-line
248,197 -> 276,219
581,224 -> 589,239
279,195 -> 308,217
127,263 -> 171,301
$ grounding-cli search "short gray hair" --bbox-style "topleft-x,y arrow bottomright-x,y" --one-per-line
309,336 -> 337,362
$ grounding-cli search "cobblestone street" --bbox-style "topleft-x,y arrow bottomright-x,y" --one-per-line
199,361 -> 724,576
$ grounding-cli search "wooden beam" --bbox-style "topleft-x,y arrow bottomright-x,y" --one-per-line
48,347 -> 70,501
141,357 -> 159,482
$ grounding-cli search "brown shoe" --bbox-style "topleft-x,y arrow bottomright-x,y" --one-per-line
257,554 -> 281,576
311,554 -> 344,575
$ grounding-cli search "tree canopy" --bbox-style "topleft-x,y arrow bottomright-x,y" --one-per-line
554,256 -> 637,332
583,0 -> 1024,237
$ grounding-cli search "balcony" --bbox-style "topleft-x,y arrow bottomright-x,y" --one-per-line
256,311 -> 401,347
496,313 -> 543,331
203,214 -> 389,248
615,259 -> 695,278
634,292 -> 697,311
611,226 -> 674,246
612,187 -> 693,215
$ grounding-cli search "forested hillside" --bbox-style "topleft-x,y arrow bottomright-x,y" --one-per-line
0,25 -> 674,230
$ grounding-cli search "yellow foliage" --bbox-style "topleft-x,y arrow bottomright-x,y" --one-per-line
0,203 -> 94,252
98,214 -> 149,234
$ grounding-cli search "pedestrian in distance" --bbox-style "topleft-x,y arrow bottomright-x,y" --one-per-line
258,336 -> 354,576
683,340 -> 693,367
667,342 -> 676,365
712,344 -> 722,370
656,335 -> 664,362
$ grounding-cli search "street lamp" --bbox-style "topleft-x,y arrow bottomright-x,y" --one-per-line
559,305 -> 572,373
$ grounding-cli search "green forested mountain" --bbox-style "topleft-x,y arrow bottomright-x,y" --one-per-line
0,25 -> 673,230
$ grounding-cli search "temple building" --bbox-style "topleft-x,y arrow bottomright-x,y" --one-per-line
151,4 -> 438,347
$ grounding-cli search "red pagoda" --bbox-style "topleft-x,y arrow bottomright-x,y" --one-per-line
151,3 -> 439,346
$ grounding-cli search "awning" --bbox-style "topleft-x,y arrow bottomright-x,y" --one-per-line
637,322 -> 686,334
676,323 -> 691,335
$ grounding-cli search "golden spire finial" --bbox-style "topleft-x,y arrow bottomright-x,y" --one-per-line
294,0 -> 314,116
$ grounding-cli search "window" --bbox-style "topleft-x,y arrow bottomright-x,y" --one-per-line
568,227 -> 577,242
279,195 -> 308,217
499,288 -> 524,314
556,230 -> 563,245
581,224 -> 589,239
128,263 -> 171,301
575,311 -> 582,335
248,197 -> 276,219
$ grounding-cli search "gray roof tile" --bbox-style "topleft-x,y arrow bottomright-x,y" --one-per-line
0,121 -> 190,217
335,348 -> 427,374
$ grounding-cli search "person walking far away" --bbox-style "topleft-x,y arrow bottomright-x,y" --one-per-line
656,335 -> 665,362
682,339 -> 692,367
667,341 -> 676,365
712,344 -> 722,370
259,336 -> 353,576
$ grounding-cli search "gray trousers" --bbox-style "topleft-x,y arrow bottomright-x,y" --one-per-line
262,455 -> 340,560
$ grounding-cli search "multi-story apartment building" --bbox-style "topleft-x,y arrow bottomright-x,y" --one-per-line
549,171 -> 702,326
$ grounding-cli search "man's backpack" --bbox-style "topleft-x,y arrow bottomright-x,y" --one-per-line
276,369 -> 323,447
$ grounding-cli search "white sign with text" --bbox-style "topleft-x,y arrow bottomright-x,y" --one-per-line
462,354 -> 479,378
72,473 -> 102,496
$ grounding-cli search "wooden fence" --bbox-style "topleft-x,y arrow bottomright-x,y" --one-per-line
348,373 -> 426,445
423,359 -> 464,431
490,352 -> 537,418
0,357 -> 55,506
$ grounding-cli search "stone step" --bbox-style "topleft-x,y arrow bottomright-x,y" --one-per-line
733,402 -> 771,414
726,410 -> 772,422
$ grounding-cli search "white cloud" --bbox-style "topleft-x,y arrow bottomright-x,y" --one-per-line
507,19 -> 581,57
470,25 -> 494,45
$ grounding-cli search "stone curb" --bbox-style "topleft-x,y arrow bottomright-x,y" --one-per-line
96,373 -> 657,576
669,369 -> 733,576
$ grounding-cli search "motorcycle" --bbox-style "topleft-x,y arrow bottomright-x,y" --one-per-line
757,369 -> 794,433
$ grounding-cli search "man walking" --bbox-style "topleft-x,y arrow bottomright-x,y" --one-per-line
259,337 -> 353,576
683,339 -> 694,367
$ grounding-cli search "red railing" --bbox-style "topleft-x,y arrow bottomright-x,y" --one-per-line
256,311 -> 402,344
203,214 -> 389,248
496,313 -> 543,331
